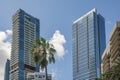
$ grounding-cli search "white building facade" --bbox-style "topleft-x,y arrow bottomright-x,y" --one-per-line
27,72 -> 52,80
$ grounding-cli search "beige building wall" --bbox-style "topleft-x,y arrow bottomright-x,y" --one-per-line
102,21 -> 120,74
102,44 -> 110,74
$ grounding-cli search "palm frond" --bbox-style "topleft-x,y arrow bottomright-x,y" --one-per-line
49,48 -> 56,53
31,37 -> 56,72
32,52 -> 40,64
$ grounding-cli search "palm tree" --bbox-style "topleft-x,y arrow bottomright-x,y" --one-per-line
31,37 -> 56,80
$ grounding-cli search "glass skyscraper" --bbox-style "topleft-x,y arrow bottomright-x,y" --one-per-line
72,8 -> 106,80
4,59 -> 10,80
10,9 -> 40,80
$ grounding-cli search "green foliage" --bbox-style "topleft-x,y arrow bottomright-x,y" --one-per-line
31,37 -> 56,71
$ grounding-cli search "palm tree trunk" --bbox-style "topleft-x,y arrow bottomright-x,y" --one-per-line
45,51 -> 48,80
45,65 -> 48,80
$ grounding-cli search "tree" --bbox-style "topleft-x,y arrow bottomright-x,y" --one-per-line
31,37 -> 56,80
95,78 -> 102,80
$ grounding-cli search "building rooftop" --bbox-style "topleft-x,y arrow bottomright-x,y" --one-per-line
73,8 -> 97,24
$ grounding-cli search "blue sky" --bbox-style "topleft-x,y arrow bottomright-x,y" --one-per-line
0,0 -> 120,80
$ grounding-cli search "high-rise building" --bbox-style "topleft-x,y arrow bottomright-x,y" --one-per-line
27,72 -> 52,80
72,8 -> 106,80
10,9 -> 40,80
102,21 -> 120,74
4,59 -> 10,80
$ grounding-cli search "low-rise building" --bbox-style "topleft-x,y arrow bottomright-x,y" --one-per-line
27,72 -> 52,80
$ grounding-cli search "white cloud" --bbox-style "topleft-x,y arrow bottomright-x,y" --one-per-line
6,29 -> 12,35
50,30 -> 66,58
51,69 -> 57,79
0,29 -> 12,80
0,32 -> 7,41
50,68 -> 61,80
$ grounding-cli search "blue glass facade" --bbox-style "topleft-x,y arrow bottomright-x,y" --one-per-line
19,10 -> 25,80
10,9 -> 40,80
4,59 -> 10,80
72,9 -> 106,80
